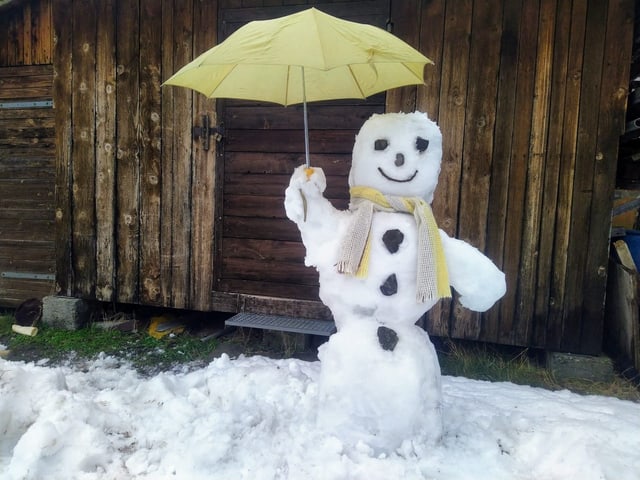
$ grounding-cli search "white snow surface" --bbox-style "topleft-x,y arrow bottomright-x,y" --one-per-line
1,354 -> 639,480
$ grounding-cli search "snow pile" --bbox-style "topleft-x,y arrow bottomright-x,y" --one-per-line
0,355 -> 639,480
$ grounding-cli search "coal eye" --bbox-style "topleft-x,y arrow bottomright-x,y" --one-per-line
374,139 -> 389,151
416,137 -> 429,153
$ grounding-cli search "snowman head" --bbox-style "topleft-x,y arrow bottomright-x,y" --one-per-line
349,112 -> 442,203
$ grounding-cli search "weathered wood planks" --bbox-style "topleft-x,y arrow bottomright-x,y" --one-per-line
399,0 -> 633,354
139,0 -> 162,305
95,0 -> 116,302
0,63 -> 55,306
7,0 -> 632,354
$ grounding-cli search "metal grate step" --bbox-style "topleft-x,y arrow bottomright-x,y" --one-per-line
225,312 -> 336,337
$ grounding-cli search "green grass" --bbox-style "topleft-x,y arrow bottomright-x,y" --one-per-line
436,339 -> 640,402
0,314 -> 221,374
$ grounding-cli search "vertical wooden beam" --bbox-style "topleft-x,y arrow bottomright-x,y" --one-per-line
170,0 -> 194,308
190,0 -> 218,311
452,0 -> 503,340
429,0 -> 472,337
22,1 -> 32,65
561,0 -> 608,353
546,0 -> 587,350
582,0 -> 634,354
515,0 -> 556,344
71,0 -> 97,298
483,0 -> 522,343
52,0 -> 73,296
7,7 -> 23,65
139,0 -> 163,305
33,0 -> 53,65
115,0 -> 141,303
497,0 -> 539,345
95,0 -> 116,302
532,0 -> 572,347
161,0 -> 175,306
417,0 -> 445,121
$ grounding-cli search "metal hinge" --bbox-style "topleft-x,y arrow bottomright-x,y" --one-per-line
193,114 -> 223,151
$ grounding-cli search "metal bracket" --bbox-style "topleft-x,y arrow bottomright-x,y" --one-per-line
0,100 -> 53,109
192,114 -> 223,151
1,272 -> 55,280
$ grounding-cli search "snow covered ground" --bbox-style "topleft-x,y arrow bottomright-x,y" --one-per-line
1,350 -> 639,480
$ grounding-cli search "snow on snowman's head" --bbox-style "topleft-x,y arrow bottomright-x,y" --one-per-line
349,112 -> 442,203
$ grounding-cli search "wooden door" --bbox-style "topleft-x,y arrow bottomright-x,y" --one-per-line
214,0 -> 389,309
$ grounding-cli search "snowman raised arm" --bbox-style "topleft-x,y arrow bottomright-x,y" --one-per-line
285,111 -> 506,328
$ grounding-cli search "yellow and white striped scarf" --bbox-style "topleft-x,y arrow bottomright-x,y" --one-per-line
337,186 -> 451,302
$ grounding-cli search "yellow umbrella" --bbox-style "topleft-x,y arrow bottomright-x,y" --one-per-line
164,7 -> 432,167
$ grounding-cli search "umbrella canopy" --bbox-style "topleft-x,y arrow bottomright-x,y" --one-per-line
164,7 -> 432,164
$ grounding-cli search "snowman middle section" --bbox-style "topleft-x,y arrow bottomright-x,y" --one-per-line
319,209 -> 440,329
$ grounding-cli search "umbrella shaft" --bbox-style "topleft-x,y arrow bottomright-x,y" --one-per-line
302,67 -> 310,168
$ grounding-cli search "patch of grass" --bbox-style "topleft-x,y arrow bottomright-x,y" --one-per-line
436,339 -> 640,402
0,314 -> 13,336
0,318 -> 222,375
437,340 -> 551,387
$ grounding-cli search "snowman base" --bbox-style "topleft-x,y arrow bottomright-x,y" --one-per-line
316,316 -> 443,453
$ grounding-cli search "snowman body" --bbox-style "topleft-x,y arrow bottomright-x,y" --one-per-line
284,112 -> 506,452
316,210 -> 436,328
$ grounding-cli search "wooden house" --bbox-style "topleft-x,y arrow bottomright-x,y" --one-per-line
0,0 -> 634,356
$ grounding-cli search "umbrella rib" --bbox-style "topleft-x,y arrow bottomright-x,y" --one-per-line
347,65 -> 367,99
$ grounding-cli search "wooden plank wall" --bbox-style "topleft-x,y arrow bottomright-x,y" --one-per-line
53,0 -> 217,310
0,65 -> 56,305
0,1 -> 55,306
32,0 -> 633,354
388,0 -> 634,354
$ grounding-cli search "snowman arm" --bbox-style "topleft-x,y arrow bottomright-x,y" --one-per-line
438,229 -> 506,312
284,165 -> 343,265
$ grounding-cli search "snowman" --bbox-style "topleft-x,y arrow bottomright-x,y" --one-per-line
284,111 -> 506,452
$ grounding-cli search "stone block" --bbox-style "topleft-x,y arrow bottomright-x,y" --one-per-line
42,296 -> 93,330
546,351 -> 615,383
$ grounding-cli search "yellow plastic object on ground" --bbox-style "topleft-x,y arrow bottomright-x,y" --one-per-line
148,315 -> 185,340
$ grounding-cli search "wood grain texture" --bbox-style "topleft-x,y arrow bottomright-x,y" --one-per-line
95,0 -> 116,302
190,0 -> 218,311
12,0 -> 634,354
115,0 -> 141,303
70,0 -> 97,298
139,0 -> 163,305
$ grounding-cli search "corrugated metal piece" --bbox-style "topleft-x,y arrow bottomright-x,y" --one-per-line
226,312 -> 336,336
